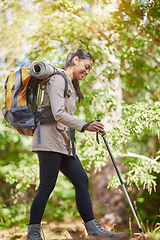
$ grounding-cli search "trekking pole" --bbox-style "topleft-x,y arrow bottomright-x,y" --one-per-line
96,125 -> 145,238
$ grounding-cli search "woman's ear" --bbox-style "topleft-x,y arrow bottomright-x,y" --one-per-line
73,56 -> 79,65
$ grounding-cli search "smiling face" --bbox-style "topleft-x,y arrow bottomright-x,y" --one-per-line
72,57 -> 93,80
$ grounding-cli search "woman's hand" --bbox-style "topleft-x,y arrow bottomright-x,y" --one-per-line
85,121 -> 105,134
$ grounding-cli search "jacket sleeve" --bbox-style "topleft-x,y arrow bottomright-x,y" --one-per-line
47,74 -> 87,132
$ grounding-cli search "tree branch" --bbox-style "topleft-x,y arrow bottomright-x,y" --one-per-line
123,152 -> 160,165
151,38 -> 160,46
134,49 -> 160,68
54,10 -> 111,43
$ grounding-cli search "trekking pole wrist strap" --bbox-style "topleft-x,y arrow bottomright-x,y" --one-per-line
96,119 -> 105,144
81,122 -> 93,132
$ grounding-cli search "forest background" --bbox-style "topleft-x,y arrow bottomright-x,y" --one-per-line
0,0 -> 160,239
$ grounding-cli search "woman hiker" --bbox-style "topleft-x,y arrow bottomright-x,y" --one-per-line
27,49 -> 126,239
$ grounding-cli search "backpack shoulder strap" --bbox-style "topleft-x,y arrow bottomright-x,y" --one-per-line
51,71 -> 69,98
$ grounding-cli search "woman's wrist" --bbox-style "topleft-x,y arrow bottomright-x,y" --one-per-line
81,122 -> 92,132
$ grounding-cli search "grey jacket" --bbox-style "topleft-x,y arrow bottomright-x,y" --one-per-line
32,69 -> 86,156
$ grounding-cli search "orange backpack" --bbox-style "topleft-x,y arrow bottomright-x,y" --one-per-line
3,66 -> 68,143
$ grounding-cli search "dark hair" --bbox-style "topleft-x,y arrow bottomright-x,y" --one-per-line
62,49 -> 94,103
62,49 -> 94,70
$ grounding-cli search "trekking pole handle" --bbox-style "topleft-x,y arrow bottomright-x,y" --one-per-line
95,120 -> 105,144
99,130 -> 106,136
96,119 -> 106,136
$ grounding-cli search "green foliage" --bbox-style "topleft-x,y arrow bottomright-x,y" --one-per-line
108,159 -> 159,193
0,127 -> 38,188
139,215 -> 160,239
0,204 -> 30,229
110,101 -> 160,148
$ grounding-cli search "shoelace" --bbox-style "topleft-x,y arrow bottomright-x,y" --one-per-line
94,219 -> 110,233
34,224 -> 45,240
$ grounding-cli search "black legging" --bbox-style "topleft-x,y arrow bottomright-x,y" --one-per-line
29,151 -> 94,224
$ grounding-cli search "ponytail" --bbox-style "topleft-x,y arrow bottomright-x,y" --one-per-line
62,52 -> 75,70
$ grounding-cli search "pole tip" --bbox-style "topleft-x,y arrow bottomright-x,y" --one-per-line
139,228 -> 145,239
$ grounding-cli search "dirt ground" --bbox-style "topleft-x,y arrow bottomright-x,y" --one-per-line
0,219 -> 153,240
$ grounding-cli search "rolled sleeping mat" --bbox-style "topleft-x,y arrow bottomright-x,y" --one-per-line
28,61 -> 57,80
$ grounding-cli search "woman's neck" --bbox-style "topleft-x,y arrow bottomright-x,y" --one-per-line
66,67 -> 74,81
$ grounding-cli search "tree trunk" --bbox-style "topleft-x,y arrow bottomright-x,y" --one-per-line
91,159 -> 128,225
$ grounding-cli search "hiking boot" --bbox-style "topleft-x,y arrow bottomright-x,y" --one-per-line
26,224 -> 45,240
84,219 -> 126,238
